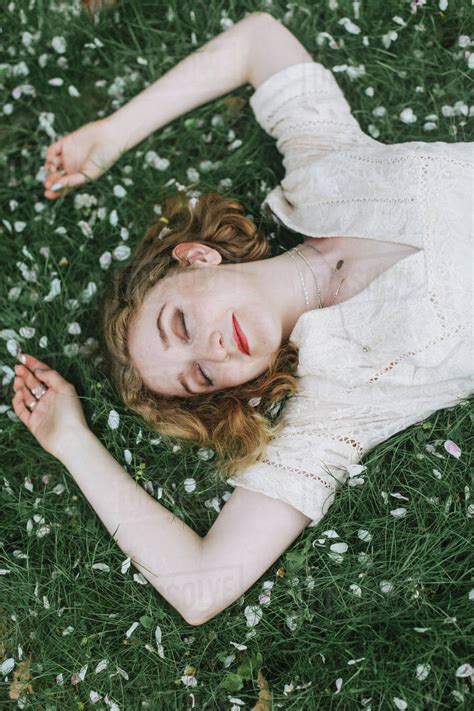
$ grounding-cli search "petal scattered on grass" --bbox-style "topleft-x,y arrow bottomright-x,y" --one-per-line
390,507 -> 407,518
108,410 -> 120,430
444,439 -> 461,458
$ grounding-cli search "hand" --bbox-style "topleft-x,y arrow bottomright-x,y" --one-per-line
12,353 -> 89,460
43,119 -> 124,200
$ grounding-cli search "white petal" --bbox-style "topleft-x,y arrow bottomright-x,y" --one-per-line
1,658 -> 15,675
444,439 -> 461,458
113,244 -> 131,261
357,529 -> 372,542
125,621 -> 139,638
99,251 -> 112,269
44,277 -> 61,302
67,322 -> 81,335
133,573 -> 148,585
108,410 -> 120,430
322,529 -> 340,538
330,542 -> 348,554
95,659 -> 108,674
244,605 -> 263,627
113,185 -> 127,198
390,507 -> 407,518
92,563 -> 110,572
183,478 -> 196,493
393,698 -> 407,710
230,641 -> 247,650
346,464 -> 366,478
455,663 -> 473,677
79,281 -> 97,302
416,663 -> 431,680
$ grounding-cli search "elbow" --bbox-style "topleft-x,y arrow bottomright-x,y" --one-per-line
183,606 -> 219,627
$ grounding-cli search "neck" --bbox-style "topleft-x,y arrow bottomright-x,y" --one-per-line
288,239 -> 345,310
223,239 -> 347,344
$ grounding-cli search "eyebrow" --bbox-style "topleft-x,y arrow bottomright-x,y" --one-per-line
156,302 -> 199,396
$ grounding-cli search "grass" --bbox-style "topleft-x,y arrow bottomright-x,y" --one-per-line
1,0 -> 473,709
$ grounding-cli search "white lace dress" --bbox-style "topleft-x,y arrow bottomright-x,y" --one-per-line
225,62 -> 474,527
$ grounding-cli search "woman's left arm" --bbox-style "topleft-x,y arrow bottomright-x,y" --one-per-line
11,353 -> 204,624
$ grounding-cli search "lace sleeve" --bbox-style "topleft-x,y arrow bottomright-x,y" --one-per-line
249,61 -> 375,174
226,425 -> 361,528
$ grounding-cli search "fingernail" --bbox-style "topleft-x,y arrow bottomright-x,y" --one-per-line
51,182 -> 63,192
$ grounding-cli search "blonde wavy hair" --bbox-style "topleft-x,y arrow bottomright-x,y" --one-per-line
100,192 -> 300,479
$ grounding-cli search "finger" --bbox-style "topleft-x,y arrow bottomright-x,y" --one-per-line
17,353 -> 71,393
43,172 -> 88,200
46,139 -> 63,162
13,372 -> 38,409
17,352 -> 51,372
15,366 -> 48,400
43,168 -> 66,191
12,391 -> 31,428
45,156 -> 63,172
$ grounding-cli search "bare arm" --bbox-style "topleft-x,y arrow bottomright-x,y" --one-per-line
13,353 -> 311,626
106,11 -> 265,153
43,12 -> 313,197
106,12 -> 313,152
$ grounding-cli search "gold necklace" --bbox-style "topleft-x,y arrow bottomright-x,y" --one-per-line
289,243 -> 347,309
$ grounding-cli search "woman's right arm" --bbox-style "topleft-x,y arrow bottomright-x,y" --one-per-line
43,12 -> 313,199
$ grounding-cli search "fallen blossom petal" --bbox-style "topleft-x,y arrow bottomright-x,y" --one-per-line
125,621 -> 139,638
94,659 -> 108,674
444,439 -> 461,458
244,605 -> 262,627
43,278 -> 61,302
390,507 -> 407,518
455,663 -> 473,677
133,573 -> 148,585
416,663 -> 431,680
107,410 -> 120,430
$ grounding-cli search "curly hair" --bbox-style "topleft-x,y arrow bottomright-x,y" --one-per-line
100,192 -> 300,479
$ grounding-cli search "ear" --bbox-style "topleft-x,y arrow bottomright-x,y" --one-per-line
171,242 -> 222,268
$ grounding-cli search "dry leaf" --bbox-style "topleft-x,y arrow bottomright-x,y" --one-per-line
223,96 -> 247,114
82,0 -> 117,13
9,655 -> 34,700
251,669 -> 272,711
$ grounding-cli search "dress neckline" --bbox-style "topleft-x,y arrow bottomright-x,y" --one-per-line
289,247 -> 426,343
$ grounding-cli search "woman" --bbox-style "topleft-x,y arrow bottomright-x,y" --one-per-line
12,13 -> 473,626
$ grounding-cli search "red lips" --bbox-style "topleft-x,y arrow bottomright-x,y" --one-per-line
233,314 -> 250,355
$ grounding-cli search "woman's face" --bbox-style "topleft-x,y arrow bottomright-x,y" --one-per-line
127,243 -> 284,397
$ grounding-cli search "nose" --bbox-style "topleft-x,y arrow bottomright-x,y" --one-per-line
200,330 -> 230,363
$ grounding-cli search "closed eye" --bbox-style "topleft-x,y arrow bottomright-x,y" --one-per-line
179,310 -> 214,388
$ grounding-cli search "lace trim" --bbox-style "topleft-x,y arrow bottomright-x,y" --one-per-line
260,87 -> 340,121
260,458 -> 336,490
342,323 -> 467,391
259,87 -> 335,120
368,352 -> 417,383
293,196 -> 416,207
341,152 -> 472,169
271,432 -> 364,457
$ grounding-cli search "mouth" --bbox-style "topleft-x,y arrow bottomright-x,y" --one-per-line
232,314 -> 250,355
